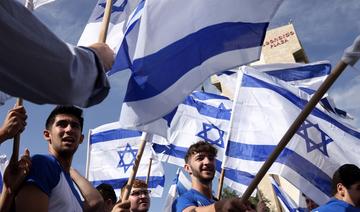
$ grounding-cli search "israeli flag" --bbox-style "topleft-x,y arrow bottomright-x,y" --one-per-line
223,65 -> 360,205
77,0 -> 141,52
87,122 -> 165,198
163,169 -> 191,212
217,61 -> 351,118
113,0 -> 283,127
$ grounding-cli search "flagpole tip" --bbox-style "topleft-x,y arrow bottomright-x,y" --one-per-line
342,35 -> 360,66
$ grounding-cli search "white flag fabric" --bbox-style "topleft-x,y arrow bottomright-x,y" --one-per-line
88,122 -> 164,197
77,0 -> 141,52
25,0 -> 54,10
163,169 -> 192,212
113,0 -> 283,127
223,65 -> 360,204
0,155 -> 8,193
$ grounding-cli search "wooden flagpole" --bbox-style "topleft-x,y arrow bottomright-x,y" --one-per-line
240,60 -> 348,202
216,168 -> 225,200
145,157 -> 153,185
10,98 -> 23,162
98,0 -> 113,43
121,132 -> 148,201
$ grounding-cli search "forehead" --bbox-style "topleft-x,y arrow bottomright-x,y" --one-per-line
192,152 -> 215,158
54,114 -> 80,123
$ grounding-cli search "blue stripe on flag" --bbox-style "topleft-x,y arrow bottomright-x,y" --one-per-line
118,21 -> 268,101
241,74 -> 360,139
272,181 -> 296,212
215,160 -> 254,186
90,129 -> 142,144
192,91 -> 230,101
91,176 -> 165,189
182,97 -> 231,121
265,63 -> 331,82
226,141 -> 332,196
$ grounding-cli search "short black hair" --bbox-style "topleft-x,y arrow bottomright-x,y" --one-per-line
96,183 -> 117,204
332,164 -> 360,195
184,141 -> 217,163
45,106 -> 84,130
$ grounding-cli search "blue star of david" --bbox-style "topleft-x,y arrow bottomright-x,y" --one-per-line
96,0 -> 128,20
218,103 -> 230,112
196,123 -> 225,148
296,120 -> 333,157
117,143 -> 138,172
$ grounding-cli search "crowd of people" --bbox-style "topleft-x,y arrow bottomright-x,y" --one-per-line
1,0 -> 360,211
0,105 -> 359,211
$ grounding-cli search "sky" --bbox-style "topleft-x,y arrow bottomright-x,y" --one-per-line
1,0 -> 360,211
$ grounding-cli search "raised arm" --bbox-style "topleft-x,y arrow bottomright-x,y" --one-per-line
70,168 -> 104,212
0,105 -> 27,145
0,0 -> 112,107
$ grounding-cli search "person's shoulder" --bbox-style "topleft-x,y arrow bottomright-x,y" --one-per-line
172,190 -> 199,212
31,154 -> 60,170
313,199 -> 357,212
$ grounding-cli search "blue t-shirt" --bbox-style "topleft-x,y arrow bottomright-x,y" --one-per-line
313,198 -> 360,212
25,154 -> 83,212
172,189 -> 216,212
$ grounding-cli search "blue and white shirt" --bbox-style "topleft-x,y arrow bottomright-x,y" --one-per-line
172,189 -> 216,212
25,154 -> 83,212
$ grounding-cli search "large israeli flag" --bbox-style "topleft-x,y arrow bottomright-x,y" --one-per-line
163,169 -> 192,212
87,122 -> 165,197
113,0 -> 283,127
77,0 -> 140,52
223,65 -> 360,205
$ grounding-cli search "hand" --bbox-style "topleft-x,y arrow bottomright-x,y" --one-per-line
88,43 -> 115,72
0,106 -> 27,143
3,149 -> 31,195
215,198 -> 251,212
111,200 -> 131,212
256,200 -> 267,212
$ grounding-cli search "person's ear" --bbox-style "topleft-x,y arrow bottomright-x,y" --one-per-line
337,183 -> 346,197
80,134 -> 84,144
184,163 -> 192,175
43,130 -> 51,142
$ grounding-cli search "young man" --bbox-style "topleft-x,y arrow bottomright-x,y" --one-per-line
15,106 -> 103,211
121,179 -> 151,212
314,164 -> 360,212
172,141 -> 249,212
97,183 -> 117,212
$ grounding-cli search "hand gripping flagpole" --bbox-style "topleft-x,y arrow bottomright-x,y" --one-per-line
98,0 -> 113,43
121,132 -> 148,201
240,35 -> 360,202
11,0 -> 35,162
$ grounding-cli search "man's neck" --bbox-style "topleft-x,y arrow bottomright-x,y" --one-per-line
49,150 -> 73,172
192,178 -> 213,199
